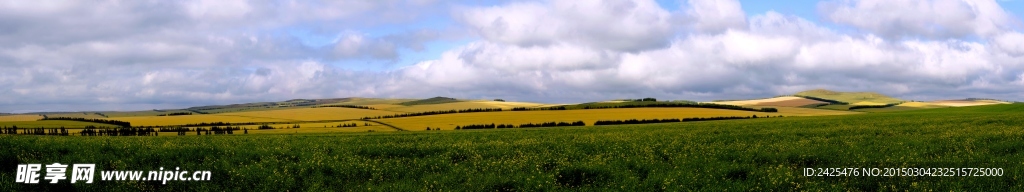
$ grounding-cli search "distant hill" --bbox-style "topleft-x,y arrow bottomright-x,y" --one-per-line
794,89 -> 903,105
398,97 -> 462,106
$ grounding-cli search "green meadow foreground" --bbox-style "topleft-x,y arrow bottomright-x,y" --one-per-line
2,104 -> 1023,191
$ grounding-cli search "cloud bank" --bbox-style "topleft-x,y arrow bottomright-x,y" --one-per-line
0,0 -> 1022,112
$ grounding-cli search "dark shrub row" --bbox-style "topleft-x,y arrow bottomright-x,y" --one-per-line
593,118 -> 682,125
795,96 -> 849,105
848,103 -> 900,110
41,117 -> 131,127
80,126 -> 157,136
158,112 -> 193,116
317,105 -> 375,110
1,127 -> 69,136
456,121 -> 585,130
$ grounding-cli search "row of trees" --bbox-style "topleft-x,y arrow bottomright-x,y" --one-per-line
94,113 -> 109,118
337,123 -> 361,127
579,102 -> 777,112
848,103 -> 901,110
80,126 -> 157,136
0,127 -> 70,136
511,103 -> 776,113
628,98 -> 658,102
41,117 -> 132,127
592,115 -> 785,126
796,96 -> 849,105
456,121 -> 586,130
158,112 -> 193,116
594,118 -> 681,125
363,108 -> 504,119
317,105 -> 375,110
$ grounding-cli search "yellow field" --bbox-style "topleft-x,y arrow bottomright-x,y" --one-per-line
111,114 -> 280,126
898,102 -> 947,108
377,107 -> 828,131
709,96 -> 801,105
110,107 -> 400,126
760,106 -> 861,116
216,107 -> 400,121
0,115 -> 42,122
372,100 -> 551,113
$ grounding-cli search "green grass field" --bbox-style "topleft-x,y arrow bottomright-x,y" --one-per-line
1,104 -> 1022,191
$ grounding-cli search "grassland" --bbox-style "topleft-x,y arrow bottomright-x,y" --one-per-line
1,104 -> 1021,191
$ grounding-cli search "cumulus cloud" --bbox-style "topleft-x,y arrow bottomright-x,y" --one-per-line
2,0 -> 1024,112
819,0 -> 1018,39
683,0 -> 748,33
459,0 -> 676,52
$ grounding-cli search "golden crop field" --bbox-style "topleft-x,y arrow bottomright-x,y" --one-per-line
897,102 -> 947,108
373,100 -> 550,113
110,114 -> 279,126
377,107 -> 817,131
44,113 -> 108,119
0,120 -> 111,128
110,107 -> 400,126
218,107 -> 401,121
0,115 -> 42,122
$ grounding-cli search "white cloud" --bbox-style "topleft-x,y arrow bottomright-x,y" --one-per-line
459,0 -> 676,52
684,0 -> 748,33
2,0 -> 1024,112
820,0 -> 1017,39
991,32 -> 1024,56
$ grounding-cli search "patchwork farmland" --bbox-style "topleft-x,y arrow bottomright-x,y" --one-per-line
0,89 -> 1020,191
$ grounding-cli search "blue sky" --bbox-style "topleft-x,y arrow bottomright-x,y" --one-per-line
1,0 -> 1023,112
288,0 -> 1024,70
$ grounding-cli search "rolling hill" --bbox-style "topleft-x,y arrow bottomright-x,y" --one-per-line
794,89 -> 903,105
397,97 -> 463,106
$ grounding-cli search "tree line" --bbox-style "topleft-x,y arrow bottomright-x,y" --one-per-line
363,108 -> 504,119
795,96 -> 849,105
580,103 -> 777,112
512,103 -> 777,113
456,121 -> 586,130
594,115 -> 784,126
512,106 -> 567,111
628,98 -> 658,102
316,105 -> 375,110
80,126 -> 157,136
337,123 -> 363,127
158,112 -> 193,116
156,126 -> 243,135
41,117 -> 132,127
593,118 -> 682,125
0,126 -> 69,136
848,103 -> 901,110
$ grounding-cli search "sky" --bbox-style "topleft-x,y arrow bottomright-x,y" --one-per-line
1,0 -> 1023,113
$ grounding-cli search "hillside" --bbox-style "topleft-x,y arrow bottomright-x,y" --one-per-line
794,89 -> 903,105
398,97 -> 462,106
